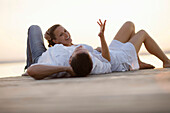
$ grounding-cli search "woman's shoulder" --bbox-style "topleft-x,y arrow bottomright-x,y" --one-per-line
48,44 -> 65,49
47,44 -> 70,53
53,44 -> 64,47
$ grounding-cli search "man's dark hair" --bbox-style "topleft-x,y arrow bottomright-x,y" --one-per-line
70,53 -> 93,77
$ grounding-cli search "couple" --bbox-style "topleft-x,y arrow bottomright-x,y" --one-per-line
24,19 -> 170,80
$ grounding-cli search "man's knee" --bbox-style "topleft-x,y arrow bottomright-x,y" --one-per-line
28,25 -> 42,36
28,25 -> 41,31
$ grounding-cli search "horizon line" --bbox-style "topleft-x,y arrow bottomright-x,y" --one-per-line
0,50 -> 170,64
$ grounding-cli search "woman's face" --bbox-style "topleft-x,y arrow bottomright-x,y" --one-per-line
53,26 -> 72,46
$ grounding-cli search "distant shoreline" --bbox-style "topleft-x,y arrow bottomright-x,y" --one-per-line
0,60 -> 25,64
139,50 -> 170,55
0,50 -> 170,64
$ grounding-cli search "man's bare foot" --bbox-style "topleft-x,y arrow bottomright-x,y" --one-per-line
139,62 -> 155,69
163,60 -> 170,68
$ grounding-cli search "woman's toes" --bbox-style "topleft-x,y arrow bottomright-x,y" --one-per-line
163,60 -> 170,68
139,62 -> 155,69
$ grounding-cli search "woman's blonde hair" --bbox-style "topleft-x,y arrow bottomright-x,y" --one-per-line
44,24 -> 60,47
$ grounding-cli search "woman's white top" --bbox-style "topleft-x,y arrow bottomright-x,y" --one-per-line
35,44 -> 112,74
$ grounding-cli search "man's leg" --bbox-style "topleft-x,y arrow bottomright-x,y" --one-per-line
113,21 -> 154,69
25,35 -> 32,70
129,30 -> 170,68
25,25 -> 47,70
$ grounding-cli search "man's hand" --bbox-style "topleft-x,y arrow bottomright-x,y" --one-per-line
97,19 -> 106,38
66,67 -> 76,77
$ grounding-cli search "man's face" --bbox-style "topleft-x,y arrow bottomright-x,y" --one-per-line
53,26 -> 72,46
69,46 -> 90,64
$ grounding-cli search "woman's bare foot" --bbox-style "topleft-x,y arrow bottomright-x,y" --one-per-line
163,60 -> 170,68
139,62 -> 155,69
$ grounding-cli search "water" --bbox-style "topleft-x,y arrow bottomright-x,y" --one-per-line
0,62 -> 25,78
0,54 -> 170,78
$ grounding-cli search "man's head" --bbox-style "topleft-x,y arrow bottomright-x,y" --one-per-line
69,46 -> 93,77
45,25 -> 72,47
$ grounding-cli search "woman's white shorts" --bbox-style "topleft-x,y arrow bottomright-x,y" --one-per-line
109,40 -> 139,71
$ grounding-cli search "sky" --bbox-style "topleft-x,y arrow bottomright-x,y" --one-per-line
0,0 -> 170,61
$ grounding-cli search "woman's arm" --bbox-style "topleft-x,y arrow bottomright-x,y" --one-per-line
97,19 -> 111,62
27,65 -> 75,80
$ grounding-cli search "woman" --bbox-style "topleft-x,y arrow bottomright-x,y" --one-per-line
43,20 -> 170,69
25,19 -> 170,79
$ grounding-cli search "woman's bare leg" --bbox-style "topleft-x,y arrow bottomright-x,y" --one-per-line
113,21 -> 135,43
113,21 -> 155,69
129,30 -> 170,68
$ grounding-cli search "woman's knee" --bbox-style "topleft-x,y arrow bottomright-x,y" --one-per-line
135,29 -> 149,41
138,29 -> 146,33
138,30 -> 148,37
124,21 -> 135,31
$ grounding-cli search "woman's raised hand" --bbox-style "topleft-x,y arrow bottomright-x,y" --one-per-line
97,19 -> 110,62
97,19 -> 106,38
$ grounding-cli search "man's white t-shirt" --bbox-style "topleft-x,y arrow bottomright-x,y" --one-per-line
34,44 -> 112,74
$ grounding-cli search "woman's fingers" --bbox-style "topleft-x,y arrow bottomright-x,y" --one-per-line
97,20 -> 102,26
97,21 -> 101,26
97,19 -> 103,26
103,20 -> 106,31
104,20 -> 106,26
99,19 -> 102,24
98,19 -> 106,26
97,19 -> 107,32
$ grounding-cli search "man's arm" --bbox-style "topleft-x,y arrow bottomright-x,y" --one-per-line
97,19 -> 111,62
27,65 -> 75,80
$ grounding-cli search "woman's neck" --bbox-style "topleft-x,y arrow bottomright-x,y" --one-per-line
64,43 -> 74,46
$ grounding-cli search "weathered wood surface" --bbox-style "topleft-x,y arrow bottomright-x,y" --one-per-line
0,68 -> 170,113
